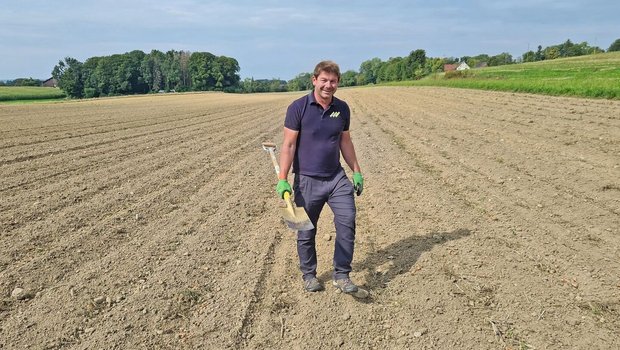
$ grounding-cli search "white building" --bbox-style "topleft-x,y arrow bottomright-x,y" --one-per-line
456,62 -> 470,71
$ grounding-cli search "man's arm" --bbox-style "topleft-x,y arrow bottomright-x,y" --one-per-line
340,130 -> 361,173
279,127 -> 299,180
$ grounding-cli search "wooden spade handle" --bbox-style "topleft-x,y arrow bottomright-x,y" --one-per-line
262,142 -> 280,176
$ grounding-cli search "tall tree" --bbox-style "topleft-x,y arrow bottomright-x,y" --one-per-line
214,56 -> 240,90
82,56 -> 102,97
340,70 -> 358,87
92,55 -> 118,96
405,49 -> 427,79
178,51 -> 191,90
358,58 -> 383,85
378,57 -> 404,82
162,50 -> 183,91
189,52 -> 216,91
141,50 -> 166,92
117,50 -> 147,94
608,39 -> 620,52
535,45 -> 544,61
52,57 -> 84,98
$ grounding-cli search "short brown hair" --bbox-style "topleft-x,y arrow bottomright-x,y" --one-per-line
313,61 -> 341,81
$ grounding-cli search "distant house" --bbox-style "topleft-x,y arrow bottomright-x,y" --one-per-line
444,62 -> 471,72
475,62 -> 488,68
456,62 -> 470,71
443,64 -> 458,72
41,78 -> 58,88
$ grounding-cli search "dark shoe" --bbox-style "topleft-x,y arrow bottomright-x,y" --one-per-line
303,277 -> 324,292
332,278 -> 359,294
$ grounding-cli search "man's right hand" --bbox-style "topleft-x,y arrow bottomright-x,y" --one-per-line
353,172 -> 364,196
276,179 -> 292,199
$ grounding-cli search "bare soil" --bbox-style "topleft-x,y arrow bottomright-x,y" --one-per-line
1,87 -> 618,349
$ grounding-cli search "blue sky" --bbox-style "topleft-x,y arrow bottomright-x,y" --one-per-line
1,0 -> 618,80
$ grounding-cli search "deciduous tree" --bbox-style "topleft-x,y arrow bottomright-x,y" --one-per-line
340,70 -> 358,87
358,58 -> 382,85
522,51 -> 536,62
52,57 -> 84,98
287,73 -> 312,91
608,38 -> 620,52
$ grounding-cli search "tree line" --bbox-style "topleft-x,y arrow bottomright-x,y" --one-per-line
521,39 -> 605,62
50,38 -> 620,96
0,78 -> 43,86
285,39 -> 617,91
52,50 -> 240,98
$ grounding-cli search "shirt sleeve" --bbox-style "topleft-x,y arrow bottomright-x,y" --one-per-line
284,101 -> 302,131
342,103 -> 351,131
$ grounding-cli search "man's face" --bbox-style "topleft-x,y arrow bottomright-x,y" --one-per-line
312,71 -> 339,101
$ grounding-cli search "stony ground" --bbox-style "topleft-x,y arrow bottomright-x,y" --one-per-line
1,87 -> 618,349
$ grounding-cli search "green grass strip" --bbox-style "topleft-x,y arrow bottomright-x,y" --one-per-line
385,52 -> 620,99
0,86 -> 66,102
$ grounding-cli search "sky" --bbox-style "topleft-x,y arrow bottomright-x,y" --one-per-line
1,0 -> 618,81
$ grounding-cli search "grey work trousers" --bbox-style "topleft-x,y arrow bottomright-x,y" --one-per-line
293,167 -> 356,281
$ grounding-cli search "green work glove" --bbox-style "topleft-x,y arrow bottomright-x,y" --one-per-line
276,179 -> 292,199
353,172 -> 364,196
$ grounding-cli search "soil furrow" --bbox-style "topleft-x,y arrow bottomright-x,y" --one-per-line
0,104 -> 264,166
0,104 -> 274,192
0,106 -> 284,278
0,101 -> 287,348
1,89 -> 617,350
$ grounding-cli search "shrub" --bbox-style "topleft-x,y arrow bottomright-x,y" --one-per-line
444,70 -> 474,79
84,88 -> 97,98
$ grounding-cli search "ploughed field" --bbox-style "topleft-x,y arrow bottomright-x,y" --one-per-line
1,87 -> 618,349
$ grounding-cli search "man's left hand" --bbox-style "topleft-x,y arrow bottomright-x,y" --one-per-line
353,172 -> 363,196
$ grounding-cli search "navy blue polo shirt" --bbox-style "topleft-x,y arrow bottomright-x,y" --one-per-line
284,92 -> 351,177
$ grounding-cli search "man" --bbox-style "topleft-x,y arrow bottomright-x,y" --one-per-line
276,60 -> 364,294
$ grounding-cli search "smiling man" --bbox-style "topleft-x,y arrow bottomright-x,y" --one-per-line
276,61 -> 364,294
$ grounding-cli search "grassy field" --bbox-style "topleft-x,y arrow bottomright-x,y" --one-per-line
0,86 -> 66,102
389,51 -> 620,99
